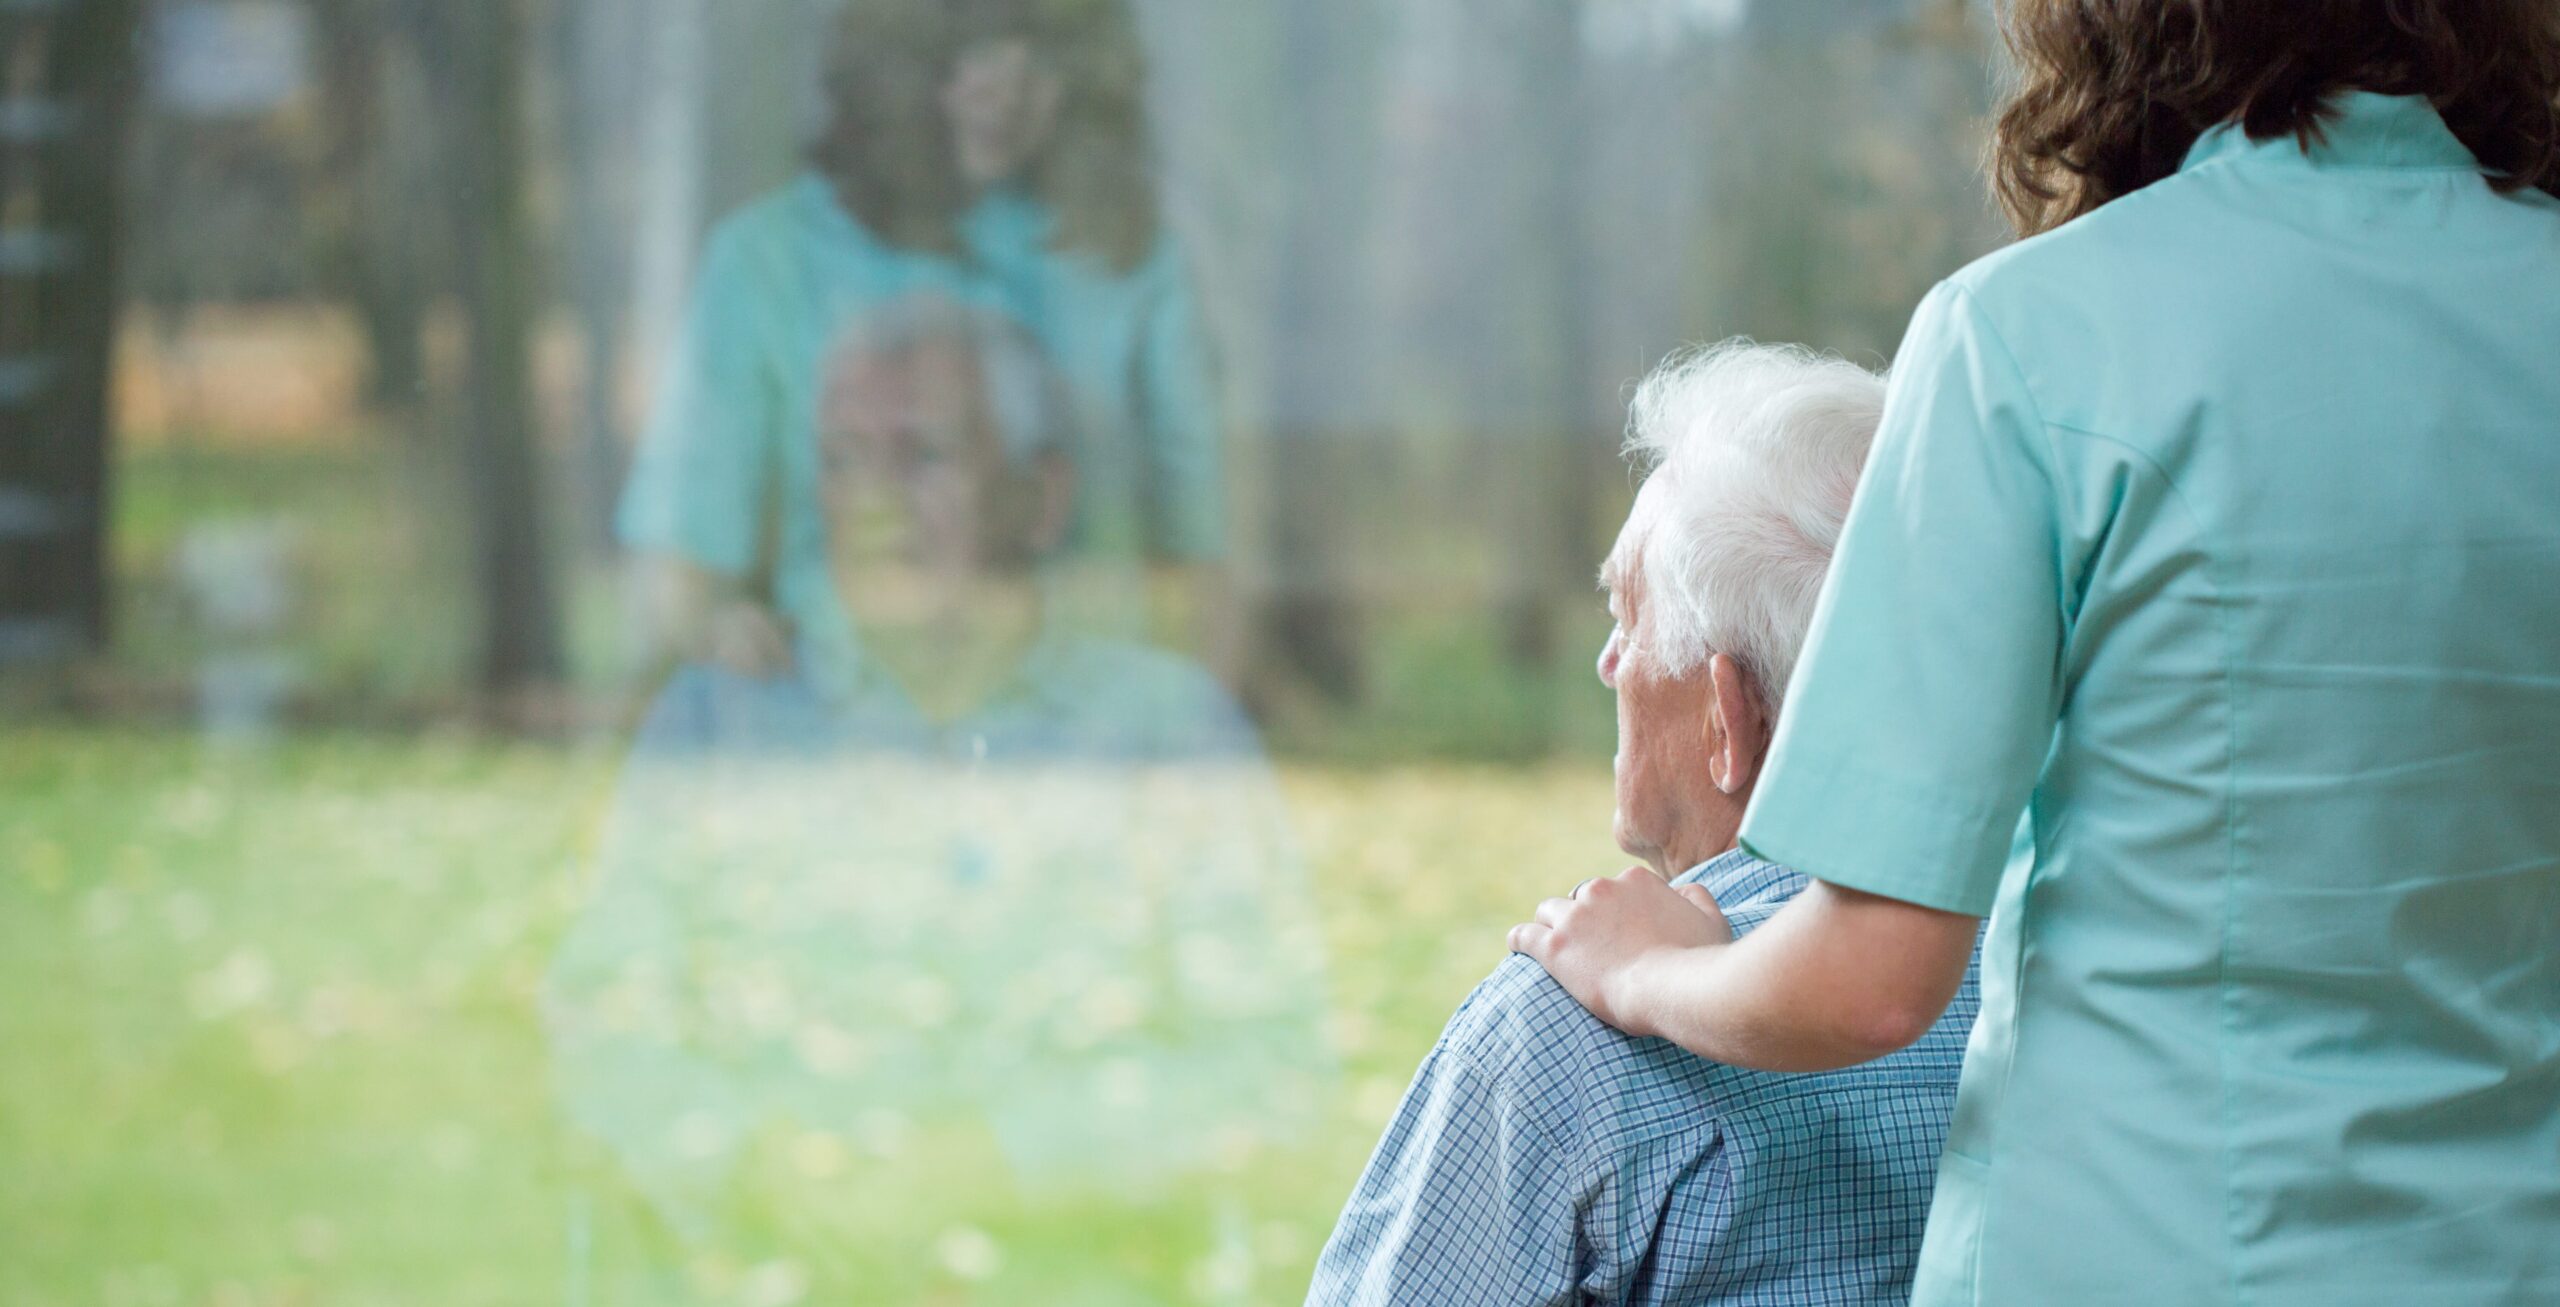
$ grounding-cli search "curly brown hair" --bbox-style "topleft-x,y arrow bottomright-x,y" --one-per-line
807,0 -> 1162,270
1990,0 -> 2560,236
952,0 -> 1163,272
809,3 -> 976,255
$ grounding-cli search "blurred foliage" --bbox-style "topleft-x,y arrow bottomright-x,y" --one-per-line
6,7 -> 2005,1295
112,438 -> 472,705
100,436 -> 1612,760
0,728 -> 1619,1305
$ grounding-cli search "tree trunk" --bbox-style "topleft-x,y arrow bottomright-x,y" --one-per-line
310,0 -> 437,418
1254,0 -> 1378,706
0,0 -> 144,667
434,0 -> 565,697
1491,0 -> 1598,683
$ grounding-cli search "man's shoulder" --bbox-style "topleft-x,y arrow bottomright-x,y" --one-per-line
1437,953 -> 1764,1151
1314,862 -> 1982,1307
1440,857 -> 1973,1149
1438,952 -> 1612,1083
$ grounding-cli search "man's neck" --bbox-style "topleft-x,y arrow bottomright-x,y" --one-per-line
1660,796 -> 1748,879
842,573 -> 1047,725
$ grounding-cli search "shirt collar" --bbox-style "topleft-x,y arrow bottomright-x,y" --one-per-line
2178,90 -> 2478,176
1673,845 -> 1805,908
790,597 -> 1075,728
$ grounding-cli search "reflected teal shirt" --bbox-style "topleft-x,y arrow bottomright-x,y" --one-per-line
1739,92 -> 2560,1306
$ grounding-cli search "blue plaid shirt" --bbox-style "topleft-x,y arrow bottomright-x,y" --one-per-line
1309,849 -> 1982,1306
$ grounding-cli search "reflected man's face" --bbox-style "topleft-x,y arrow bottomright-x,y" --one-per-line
818,335 -> 1057,584
944,38 -> 1065,188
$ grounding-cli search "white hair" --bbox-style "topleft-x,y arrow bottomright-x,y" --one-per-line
831,295 -> 1075,466
1609,339 -> 1884,719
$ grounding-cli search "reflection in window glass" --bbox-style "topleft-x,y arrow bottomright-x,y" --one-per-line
5,0 -> 2002,1301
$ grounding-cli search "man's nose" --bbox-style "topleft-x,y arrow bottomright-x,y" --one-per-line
1597,629 -> 1621,689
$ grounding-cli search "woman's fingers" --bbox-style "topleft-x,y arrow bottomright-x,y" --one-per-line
1507,921 -> 1553,957
1519,867 -> 1693,960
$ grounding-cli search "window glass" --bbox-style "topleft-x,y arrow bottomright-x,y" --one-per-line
1,1 -> 2002,1300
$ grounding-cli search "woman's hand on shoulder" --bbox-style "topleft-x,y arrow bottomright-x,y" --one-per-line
1508,866 -> 1734,1038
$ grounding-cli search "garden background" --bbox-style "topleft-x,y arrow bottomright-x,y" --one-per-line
2,1 -> 2005,1302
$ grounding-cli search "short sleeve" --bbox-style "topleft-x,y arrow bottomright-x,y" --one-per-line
1737,281 -> 2074,917
615,224 -> 784,579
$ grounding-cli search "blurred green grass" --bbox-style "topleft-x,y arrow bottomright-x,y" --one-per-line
0,726 -> 1623,1306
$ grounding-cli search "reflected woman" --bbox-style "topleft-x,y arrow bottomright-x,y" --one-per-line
618,0 -> 1224,680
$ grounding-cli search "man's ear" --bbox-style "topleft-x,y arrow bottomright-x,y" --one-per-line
1705,653 -> 1770,796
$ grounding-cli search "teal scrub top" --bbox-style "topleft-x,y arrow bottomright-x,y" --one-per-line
1738,92 -> 2560,1306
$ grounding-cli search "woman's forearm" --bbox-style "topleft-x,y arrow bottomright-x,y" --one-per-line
1616,881 -> 1977,1072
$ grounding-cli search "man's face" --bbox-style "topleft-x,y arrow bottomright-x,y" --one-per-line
1599,496 -> 1726,876
818,335 -> 1050,587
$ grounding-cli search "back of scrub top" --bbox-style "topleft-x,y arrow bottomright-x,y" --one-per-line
1737,91 -> 2560,1306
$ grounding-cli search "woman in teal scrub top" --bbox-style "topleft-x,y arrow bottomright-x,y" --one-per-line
1514,4 -> 2560,1304
621,0 -> 1223,675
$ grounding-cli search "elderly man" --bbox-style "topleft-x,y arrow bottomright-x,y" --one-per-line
1309,343 -> 1985,1306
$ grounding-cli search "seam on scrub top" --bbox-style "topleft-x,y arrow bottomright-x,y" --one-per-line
2029,421 -> 2249,1305
2164,154 -> 2483,183
1962,288 -> 2251,1303
1936,284 -> 2059,1296
2035,412 -> 2250,1302
2205,463 -> 2250,1307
